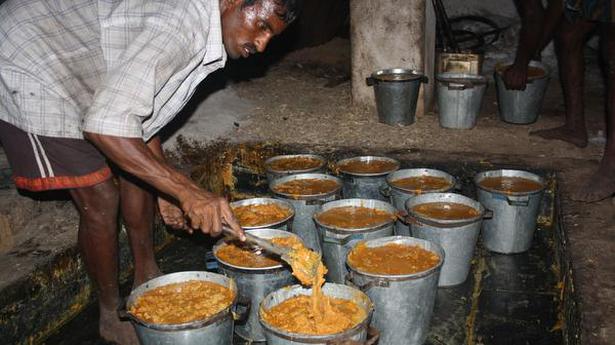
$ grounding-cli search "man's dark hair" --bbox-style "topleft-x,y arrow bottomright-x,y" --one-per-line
242,0 -> 303,24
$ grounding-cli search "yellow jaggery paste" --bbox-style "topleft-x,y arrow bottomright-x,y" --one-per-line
273,179 -> 339,196
390,176 -> 452,193
129,280 -> 234,324
479,176 -> 543,194
338,159 -> 398,174
348,242 -> 440,275
316,206 -> 396,229
232,203 -> 292,227
216,236 -> 303,268
268,157 -> 322,171
411,202 -> 480,220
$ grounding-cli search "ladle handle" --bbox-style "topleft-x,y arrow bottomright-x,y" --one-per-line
222,226 -> 288,258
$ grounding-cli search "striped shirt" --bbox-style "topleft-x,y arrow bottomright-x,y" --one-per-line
0,0 -> 227,141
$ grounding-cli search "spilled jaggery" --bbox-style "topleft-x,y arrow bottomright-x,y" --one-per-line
129,280 -> 234,324
315,206 -> 396,229
338,159 -> 398,174
267,156 -> 322,171
232,203 -> 292,227
391,175 -> 452,193
411,202 -> 480,220
273,178 -> 339,196
216,236 -> 303,268
348,242 -> 440,275
479,176 -> 543,194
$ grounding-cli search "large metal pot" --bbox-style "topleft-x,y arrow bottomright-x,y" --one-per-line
336,156 -> 400,201
265,154 -> 327,184
230,197 -> 295,231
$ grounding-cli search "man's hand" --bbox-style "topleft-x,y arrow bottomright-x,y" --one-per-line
158,197 -> 187,230
502,63 -> 529,91
179,189 -> 245,241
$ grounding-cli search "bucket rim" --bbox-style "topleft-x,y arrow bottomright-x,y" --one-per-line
370,68 -> 425,82
335,156 -> 400,177
270,173 -> 343,200
125,271 -> 237,331
313,198 -> 397,233
230,197 -> 295,229
405,192 -> 485,226
346,236 -> 445,281
213,229 -> 302,271
265,154 -> 327,174
473,169 -> 546,196
386,168 -> 456,194
258,283 -> 373,342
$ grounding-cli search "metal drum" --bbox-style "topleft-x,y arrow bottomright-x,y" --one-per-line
383,168 -> 456,236
265,154 -> 327,184
270,173 -> 342,253
366,68 -> 429,126
336,156 -> 400,201
313,199 -> 396,283
123,271 -> 241,345
346,236 -> 444,345
230,197 -> 295,231
214,229 -> 298,342
405,193 -> 487,286
474,169 -> 546,254
259,283 -> 376,345
436,73 -> 488,129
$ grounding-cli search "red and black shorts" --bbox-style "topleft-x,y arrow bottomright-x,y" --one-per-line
0,120 -> 112,191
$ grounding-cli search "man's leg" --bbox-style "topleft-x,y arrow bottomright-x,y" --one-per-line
119,173 -> 161,288
531,19 -> 595,147
573,22 -> 615,201
70,180 -> 138,345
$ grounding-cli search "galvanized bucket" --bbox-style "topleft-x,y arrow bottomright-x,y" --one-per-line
230,197 -> 295,232
214,229 -> 299,342
405,193 -> 488,286
313,199 -> 397,283
336,156 -> 400,201
494,61 -> 550,124
436,73 -> 488,129
346,236 -> 444,345
259,283 -> 377,345
383,168 -> 456,236
474,169 -> 546,254
270,173 -> 343,253
122,271 -> 244,345
366,68 -> 429,126
265,154 -> 327,184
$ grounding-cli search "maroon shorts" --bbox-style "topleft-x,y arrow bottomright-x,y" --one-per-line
0,120 -> 112,191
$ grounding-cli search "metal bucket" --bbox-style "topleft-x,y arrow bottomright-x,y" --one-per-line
230,198 -> 295,231
405,193 -> 487,286
494,61 -> 550,124
436,73 -> 488,129
214,229 -> 298,342
270,173 -> 343,253
259,283 -> 376,345
122,271 -> 243,345
366,68 -> 428,126
474,170 -> 546,254
265,154 -> 327,184
346,236 -> 444,345
313,199 -> 397,283
336,156 -> 400,201
383,168 -> 456,236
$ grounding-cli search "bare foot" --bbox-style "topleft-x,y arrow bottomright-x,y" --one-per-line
571,165 -> 615,202
133,266 -> 162,289
99,305 -> 139,345
530,126 -> 588,148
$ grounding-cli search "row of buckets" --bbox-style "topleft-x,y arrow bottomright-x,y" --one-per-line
122,154 -> 547,345
367,61 -> 550,128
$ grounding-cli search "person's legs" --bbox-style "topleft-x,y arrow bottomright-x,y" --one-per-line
572,22 -> 615,202
531,18 -> 596,147
118,173 -> 161,288
70,180 -> 138,345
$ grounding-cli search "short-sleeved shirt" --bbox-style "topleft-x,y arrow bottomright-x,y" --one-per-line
0,0 -> 227,141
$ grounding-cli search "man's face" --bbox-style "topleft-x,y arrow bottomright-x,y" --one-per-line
221,0 -> 289,59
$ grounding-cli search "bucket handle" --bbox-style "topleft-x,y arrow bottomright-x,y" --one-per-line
420,75 -> 429,84
323,233 -> 365,245
232,295 -> 251,323
379,184 -> 391,198
306,199 -> 327,206
345,271 -> 391,291
506,195 -> 530,207
399,210 -> 479,229
327,326 -> 380,345
365,76 -> 376,86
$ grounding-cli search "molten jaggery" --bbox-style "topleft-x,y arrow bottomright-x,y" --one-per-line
348,242 -> 440,275
338,159 -> 398,174
232,203 -> 291,227
390,175 -> 452,193
411,202 -> 480,220
273,179 -> 339,196
479,176 -> 543,194
267,157 -> 322,172
129,280 -> 234,324
315,206 -> 396,229
216,236 -> 303,268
